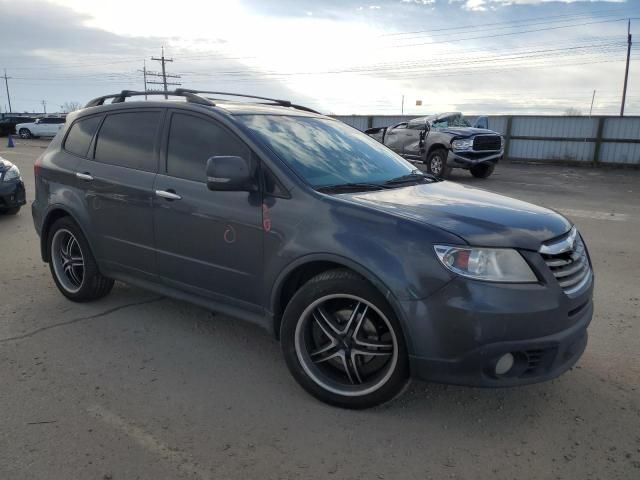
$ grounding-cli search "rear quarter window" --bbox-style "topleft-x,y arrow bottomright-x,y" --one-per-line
94,111 -> 162,172
64,116 -> 102,158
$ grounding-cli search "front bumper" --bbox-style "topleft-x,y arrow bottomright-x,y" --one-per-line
447,150 -> 502,168
402,269 -> 593,387
0,179 -> 26,210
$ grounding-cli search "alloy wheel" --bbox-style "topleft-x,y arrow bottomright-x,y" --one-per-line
294,294 -> 398,397
430,155 -> 443,176
51,228 -> 85,293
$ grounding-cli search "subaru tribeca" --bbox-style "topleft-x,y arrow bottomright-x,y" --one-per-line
32,90 -> 593,409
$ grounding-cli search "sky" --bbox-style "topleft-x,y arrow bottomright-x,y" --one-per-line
0,0 -> 639,115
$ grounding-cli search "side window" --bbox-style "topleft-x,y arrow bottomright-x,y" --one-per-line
53,118 -> 66,124
40,118 -> 52,124
392,123 -> 407,130
94,111 -> 162,171
167,113 -> 251,182
64,116 -> 102,157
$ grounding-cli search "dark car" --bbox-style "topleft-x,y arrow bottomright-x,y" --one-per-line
0,156 -> 26,214
32,89 -> 593,409
0,116 -> 35,136
365,112 -> 503,178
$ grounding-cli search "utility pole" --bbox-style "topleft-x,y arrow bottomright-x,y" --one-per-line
401,95 -> 404,115
149,47 -> 181,99
2,69 -> 12,113
41,100 -> 47,115
138,60 -> 148,99
589,90 -> 596,117
620,19 -> 632,116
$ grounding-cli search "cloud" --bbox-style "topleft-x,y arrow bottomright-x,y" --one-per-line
1,0 -> 636,115
452,0 -> 627,12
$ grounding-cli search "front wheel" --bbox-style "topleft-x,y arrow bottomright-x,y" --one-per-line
18,128 -> 32,139
426,148 -> 451,179
281,269 -> 409,409
470,163 -> 495,178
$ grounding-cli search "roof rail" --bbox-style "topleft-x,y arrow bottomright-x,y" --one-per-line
85,88 -> 321,114
85,90 -> 214,108
175,89 -> 321,114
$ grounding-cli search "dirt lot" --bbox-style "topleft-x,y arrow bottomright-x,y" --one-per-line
1,139 -> 639,480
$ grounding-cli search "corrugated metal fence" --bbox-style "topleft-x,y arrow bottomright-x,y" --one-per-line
332,115 -> 640,166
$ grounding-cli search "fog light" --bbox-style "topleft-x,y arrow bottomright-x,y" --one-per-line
495,353 -> 515,376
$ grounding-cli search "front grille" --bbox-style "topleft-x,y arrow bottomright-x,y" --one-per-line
473,135 -> 501,151
541,232 -> 591,295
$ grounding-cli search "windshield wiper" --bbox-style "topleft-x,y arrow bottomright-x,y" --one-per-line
316,182 -> 391,193
384,170 -> 438,186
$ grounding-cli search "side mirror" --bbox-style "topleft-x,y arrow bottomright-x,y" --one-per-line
35,119 -> 41,124
206,156 -> 253,192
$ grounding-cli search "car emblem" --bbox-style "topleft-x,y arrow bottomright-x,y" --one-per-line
539,227 -> 577,255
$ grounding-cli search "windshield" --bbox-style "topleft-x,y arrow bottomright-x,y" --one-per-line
238,115 -> 414,188
431,114 -> 470,129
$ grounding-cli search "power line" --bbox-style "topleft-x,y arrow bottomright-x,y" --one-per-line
383,17 -> 639,49
381,6 -> 633,37
149,47 -> 181,99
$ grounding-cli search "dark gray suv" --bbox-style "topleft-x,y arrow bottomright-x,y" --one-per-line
32,89 -> 594,409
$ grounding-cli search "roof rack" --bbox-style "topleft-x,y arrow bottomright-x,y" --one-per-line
84,90 -> 214,108
84,89 -> 320,114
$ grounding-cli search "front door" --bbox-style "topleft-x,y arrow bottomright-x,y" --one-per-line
402,122 -> 428,161
153,111 -> 263,309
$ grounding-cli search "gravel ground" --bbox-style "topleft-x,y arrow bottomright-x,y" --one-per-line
1,139 -> 639,480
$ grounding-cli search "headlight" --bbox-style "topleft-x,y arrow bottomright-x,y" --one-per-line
2,165 -> 20,182
452,138 -> 473,151
434,245 -> 537,282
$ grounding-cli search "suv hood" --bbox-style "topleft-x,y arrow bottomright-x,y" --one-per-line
436,127 -> 496,137
338,182 -> 571,250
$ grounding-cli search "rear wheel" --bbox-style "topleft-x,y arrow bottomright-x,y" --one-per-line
470,163 -> 495,178
426,148 -> 451,179
281,269 -> 409,409
48,217 -> 114,302
18,128 -> 32,139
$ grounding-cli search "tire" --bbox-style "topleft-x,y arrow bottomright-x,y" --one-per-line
47,217 -> 114,302
2,207 -> 20,215
470,163 -> 495,179
426,148 -> 451,179
281,269 -> 409,409
18,128 -> 32,139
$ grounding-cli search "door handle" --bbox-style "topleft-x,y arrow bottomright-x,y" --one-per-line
76,172 -> 93,181
155,189 -> 182,200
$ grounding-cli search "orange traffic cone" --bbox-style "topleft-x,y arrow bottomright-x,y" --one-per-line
7,134 -> 15,148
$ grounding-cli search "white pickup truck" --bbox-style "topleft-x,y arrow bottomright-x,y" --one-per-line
15,117 -> 66,138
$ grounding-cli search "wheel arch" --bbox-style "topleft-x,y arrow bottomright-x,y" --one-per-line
426,143 -> 449,158
270,254 -> 409,346
40,206 -> 94,263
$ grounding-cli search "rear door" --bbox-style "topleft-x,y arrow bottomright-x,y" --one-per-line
403,119 -> 428,161
75,109 -> 164,280
383,122 -> 408,154
153,110 -> 263,309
